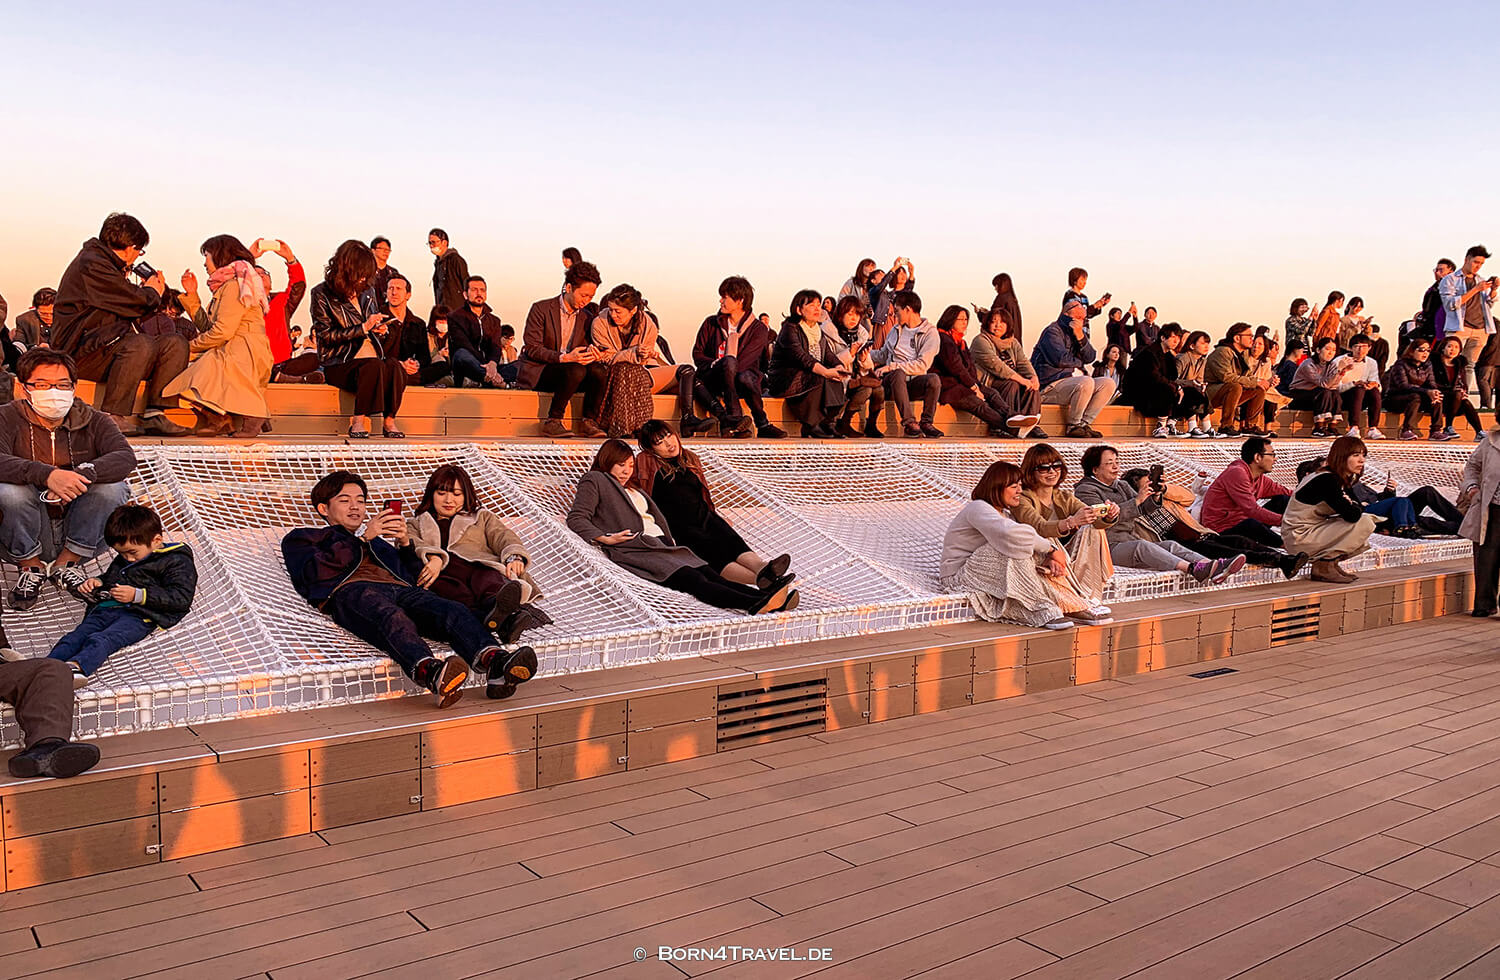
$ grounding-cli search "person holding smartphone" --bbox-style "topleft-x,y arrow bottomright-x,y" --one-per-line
1007,443 -> 1114,624
567,441 -> 796,614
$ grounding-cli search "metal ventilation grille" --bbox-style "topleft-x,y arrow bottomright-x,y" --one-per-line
717,677 -> 828,750
1270,598 -> 1322,647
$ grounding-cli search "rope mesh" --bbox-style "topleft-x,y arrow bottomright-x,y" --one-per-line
0,439 -> 1479,746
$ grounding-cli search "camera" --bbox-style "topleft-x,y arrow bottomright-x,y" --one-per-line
130,261 -> 158,281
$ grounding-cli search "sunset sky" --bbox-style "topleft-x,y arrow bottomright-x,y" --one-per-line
2,1 -> 1495,356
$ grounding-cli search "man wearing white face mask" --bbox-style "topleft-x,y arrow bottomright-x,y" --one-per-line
0,349 -> 135,610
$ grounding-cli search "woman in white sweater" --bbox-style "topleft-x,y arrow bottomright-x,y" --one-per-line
941,460 -> 1096,629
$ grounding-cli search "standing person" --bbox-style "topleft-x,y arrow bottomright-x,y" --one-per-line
566,440 -> 796,614
1434,335 -> 1484,440
1384,338 -> 1445,440
165,234 -> 273,438
871,292 -> 943,438
1282,436 -> 1380,582
590,284 -> 712,436
1460,421 -> 1500,616
987,272 -> 1024,345
1060,267 -> 1110,323
1439,246 -> 1500,406
309,240 -> 407,439
768,289 -> 848,438
1104,305 -> 1138,365
1200,436 -> 1293,546
1283,298 -> 1320,353
561,247 -> 583,272
518,261 -> 608,439
1136,306 -> 1162,348
14,288 -> 56,353
370,236 -> 400,300
633,420 -> 793,587
1312,292 -> 1345,345
0,349 -> 135,609
282,471 -> 519,708
970,303 -> 1045,438
1290,337 -> 1353,437
1335,334 -> 1385,439
1338,297 -> 1373,350
824,295 -> 885,438
870,257 -> 917,337
1031,298 -> 1116,438
447,276 -> 506,388
1204,322 -> 1270,437
691,276 -> 780,439
1123,323 -> 1214,438
838,259 -> 877,301
931,305 -> 1039,438
51,213 -> 192,436
427,228 -> 470,318
1417,259 -> 1457,342
1008,443 -> 1113,623
941,460 -> 1090,630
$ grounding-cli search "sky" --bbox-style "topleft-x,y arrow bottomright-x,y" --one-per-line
2,1 -> 1497,357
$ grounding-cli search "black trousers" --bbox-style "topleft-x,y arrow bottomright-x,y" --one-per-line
1289,387 -> 1341,417
533,361 -> 608,421
663,565 -> 765,612
884,372 -> 940,424
1341,386 -> 1382,428
1387,389 -> 1440,432
1184,531 -> 1292,572
1473,503 -> 1500,615
325,357 -> 407,418
700,357 -> 768,427
1409,485 -> 1465,535
1443,389 -> 1483,432
74,332 -> 190,416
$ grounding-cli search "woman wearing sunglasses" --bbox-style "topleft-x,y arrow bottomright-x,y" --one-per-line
1008,444 -> 1114,624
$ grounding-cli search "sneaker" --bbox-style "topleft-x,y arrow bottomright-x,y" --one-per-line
1043,618 -> 1075,630
1210,554 -> 1246,584
1210,427 -> 1230,439
902,421 -> 923,438
1151,425 -> 1172,439
1008,414 -> 1041,431
757,423 -> 787,439
1366,428 -> 1385,440
1347,426 -> 1361,439
1442,426 -> 1459,440
1478,430 -> 1487,442
919,421 -> 945,438
1218,425 -> 1240,437
427,656 -> 470,708
52,563 -> 91,602
539,419 -> 572,439
1189,560 -> 1215,583
6,737 -> 101,779
486,645 -> 539,700
1069,605 -> 1113,626
9,567 -> 46,611
1400,429 -> 1420,441
68,662 -> 89,690
1310,426 -> 1329,438
1174,427 -> 1194,438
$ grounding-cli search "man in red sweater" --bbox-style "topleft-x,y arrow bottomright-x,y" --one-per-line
1201,436 -> 1293,547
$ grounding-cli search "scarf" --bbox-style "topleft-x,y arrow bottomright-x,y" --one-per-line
207,260 -> 271,314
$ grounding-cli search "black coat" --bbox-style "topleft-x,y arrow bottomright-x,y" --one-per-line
431,250 -> 470,315
447,303 -> 503,362
1122,340 -> 1181,417
933,332 -> 983,406
309,283 -> 384,367
282,524 -> 419,609
98,543 -> 198,628
53,238 -> 163,358
692,314 -> 771,376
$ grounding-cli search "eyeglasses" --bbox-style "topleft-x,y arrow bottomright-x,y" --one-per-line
23,381 -> 74,392
1035,462 -> 1064,472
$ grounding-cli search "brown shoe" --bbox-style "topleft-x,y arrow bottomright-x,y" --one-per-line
579,420 -> 607,438
109,414 -> 143,437
539,419 -> 572,438
1310,559 -> 1356,583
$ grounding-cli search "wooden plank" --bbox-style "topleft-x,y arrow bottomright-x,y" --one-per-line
914,646 -> 974,684
308,734 -> 420,785
2,772 -> 156,838
160,790 -> 310,860
536,702 -> 627,748
867,683 -> 914,723
716,668 -> 823,696
826,691 -> 869,730
972,636 -> 1026,672
869,656 -> 916,690
826,662 -> 870,697
421,751 -> 536,809
629,688 -> 716,730
5,815 -> 160,889
914,674 -> 973,715
311,771 -> 422,831
973,667 -> 1026,704
420,714 -> 536,766
157,752 -> 309,811
1026,632 -> 1074,664
628,720 -> 716,770
537,734 -> 628,788
1026,658 -> 1073,694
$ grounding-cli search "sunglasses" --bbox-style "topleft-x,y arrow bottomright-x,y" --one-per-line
1035,462 -> 1064,472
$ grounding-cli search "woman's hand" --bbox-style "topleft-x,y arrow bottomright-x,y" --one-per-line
416,555 -> 443,589
505,558 -> 526,578
1460,486 -> 1480,506
1104,501 -> 1121,520
596,530 -> 638,546
181,270 -> 199,295
363,313 -> 386,333
1043,547 -> 1069,578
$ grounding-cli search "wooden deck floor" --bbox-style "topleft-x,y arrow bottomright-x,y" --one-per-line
5,616 -> 1500,979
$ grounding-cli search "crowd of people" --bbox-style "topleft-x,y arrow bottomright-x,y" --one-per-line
1,217 -> 1495,781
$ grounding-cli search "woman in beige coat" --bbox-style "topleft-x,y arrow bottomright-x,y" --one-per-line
1008,443 -> 1115,624
407,464 -> 552,659
166,234 -> 273,437
1459,421 -> 1500,615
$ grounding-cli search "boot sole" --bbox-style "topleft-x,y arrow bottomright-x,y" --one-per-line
432,658 -> 470,708
40,742 -> 101,779
483,580 -> 525,631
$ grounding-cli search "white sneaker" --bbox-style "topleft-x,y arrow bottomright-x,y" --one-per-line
1210,428 -> 1230,439
1172,426 -> 1192,438
1348,426 -> 1361,439
1151,425 -> 1172,439
1366,428 -> 1385,440
1043,618 -> 1075,630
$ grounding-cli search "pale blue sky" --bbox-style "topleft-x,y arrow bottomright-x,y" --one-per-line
2,1 -> 1495,353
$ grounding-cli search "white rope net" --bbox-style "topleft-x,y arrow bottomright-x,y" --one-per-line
0,438 -> 1479,745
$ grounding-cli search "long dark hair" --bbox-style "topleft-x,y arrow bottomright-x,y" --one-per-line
324,239 -> 377,300
853,258 -> 876,288
992,272 -> 1015,299
200,234 -> 254,270
416,464 -> 479,516
600,283 -> 649,339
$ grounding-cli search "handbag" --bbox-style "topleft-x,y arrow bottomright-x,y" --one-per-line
1135,496 -> 1201,544
599,361 -> 656,439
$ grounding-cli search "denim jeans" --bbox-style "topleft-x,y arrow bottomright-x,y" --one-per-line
1364,496 -> 1417,529
451,349 -> 489,386
48,605 -> 156,676
325,581 -> 496,680
0,480 -> 130,562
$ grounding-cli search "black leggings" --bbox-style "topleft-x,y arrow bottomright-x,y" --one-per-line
663,565 -> 765,612
1443,389 -> 1483,432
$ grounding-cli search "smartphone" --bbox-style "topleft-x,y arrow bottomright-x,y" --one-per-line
259,239 -> 281,253
384,499 -> 402,514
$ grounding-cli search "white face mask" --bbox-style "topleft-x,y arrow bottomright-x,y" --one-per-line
30,388 -> 74,420
430,245 -> 441,256
436,323 -> 448,336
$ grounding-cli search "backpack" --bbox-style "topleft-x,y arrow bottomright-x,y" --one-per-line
599,361 -> 656,439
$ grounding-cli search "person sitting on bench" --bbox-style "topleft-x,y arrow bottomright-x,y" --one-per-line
282,471 -> 535,708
